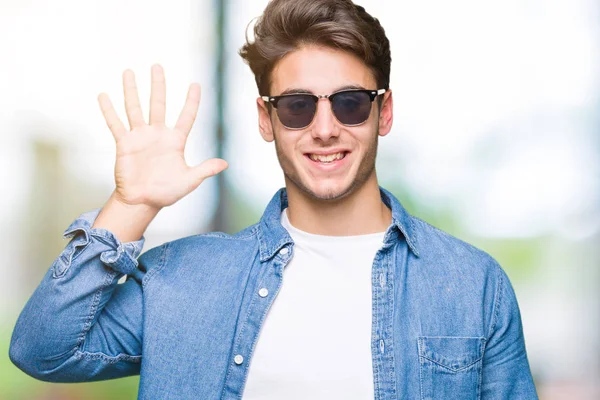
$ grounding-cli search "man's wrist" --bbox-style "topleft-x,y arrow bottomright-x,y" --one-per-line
91,191 -> 160,243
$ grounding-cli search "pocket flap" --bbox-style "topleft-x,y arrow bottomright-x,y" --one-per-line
418,336 -> 485,371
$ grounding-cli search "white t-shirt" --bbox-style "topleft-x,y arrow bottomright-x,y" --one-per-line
242,208 -> 386,399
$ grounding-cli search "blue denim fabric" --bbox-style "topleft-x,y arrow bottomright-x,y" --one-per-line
9,187 -> 538,399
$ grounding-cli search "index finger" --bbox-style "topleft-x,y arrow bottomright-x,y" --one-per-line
174,83 -> 201,136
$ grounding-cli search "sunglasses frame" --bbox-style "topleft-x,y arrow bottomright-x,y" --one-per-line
261,88 -> 387,130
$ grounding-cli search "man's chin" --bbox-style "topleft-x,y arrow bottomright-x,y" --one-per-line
284,170 -> 358,202
303,181 -> 354,202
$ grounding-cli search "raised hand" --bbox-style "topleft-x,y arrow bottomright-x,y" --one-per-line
97,64 -> 228,210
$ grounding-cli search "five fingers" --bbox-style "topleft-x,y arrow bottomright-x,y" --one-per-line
98,65 -> 201,141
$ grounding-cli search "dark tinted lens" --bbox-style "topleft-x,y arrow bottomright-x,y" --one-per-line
331,91 -> 372,125
276,95 -> 316,129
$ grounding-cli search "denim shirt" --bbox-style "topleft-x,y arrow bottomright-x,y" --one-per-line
10,187 -> 538,399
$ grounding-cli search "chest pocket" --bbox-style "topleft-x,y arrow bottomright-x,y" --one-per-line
417,336 -> 486,400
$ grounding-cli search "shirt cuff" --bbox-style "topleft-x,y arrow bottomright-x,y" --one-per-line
61,208 -> 146,275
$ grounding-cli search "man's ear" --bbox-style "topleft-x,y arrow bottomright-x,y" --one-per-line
257,98 -> 275,142
378,89 -> 393,137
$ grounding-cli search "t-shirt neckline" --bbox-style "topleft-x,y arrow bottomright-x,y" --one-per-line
280,208 -> 386,245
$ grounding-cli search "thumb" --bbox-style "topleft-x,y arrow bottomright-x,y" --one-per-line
186,158 -> 228,189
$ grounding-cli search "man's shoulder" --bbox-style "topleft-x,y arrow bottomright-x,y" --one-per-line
136,222 -> 263,286
408,214 -> 502,278
169,222 -> 260,251
138,223 -> 261,266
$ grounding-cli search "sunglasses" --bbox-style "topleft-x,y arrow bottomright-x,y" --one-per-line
261,88 -> 387,130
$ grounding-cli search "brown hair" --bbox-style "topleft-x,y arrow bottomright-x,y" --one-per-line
239,0 -> 391,96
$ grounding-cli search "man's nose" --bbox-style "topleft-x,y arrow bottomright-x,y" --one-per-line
310,98 -> 339,141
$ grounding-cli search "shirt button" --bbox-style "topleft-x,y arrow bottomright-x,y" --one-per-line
279,248 -> 289,255
258,288 -> 269,297
234,354 -> 244,365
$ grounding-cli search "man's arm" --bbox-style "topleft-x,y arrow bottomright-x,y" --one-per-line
9,208 -> 164,382
9,64 -> 227,383
481,266 -> 539,398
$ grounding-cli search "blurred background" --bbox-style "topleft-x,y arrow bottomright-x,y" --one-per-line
1,0 -> 598,398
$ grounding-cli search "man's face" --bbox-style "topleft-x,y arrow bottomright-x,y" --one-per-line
257,45 -> 393,201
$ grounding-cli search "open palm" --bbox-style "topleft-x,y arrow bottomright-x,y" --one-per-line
97,64 -> 227,209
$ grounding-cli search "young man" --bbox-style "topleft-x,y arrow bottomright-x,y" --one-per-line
10,0 -> 538,399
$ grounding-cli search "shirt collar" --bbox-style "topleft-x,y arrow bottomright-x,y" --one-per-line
257,186 -> 419,262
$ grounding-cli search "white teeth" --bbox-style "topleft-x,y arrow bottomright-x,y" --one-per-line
308,152 -> 345,163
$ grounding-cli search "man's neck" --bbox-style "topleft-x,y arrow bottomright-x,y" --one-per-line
284,176 -> 392,236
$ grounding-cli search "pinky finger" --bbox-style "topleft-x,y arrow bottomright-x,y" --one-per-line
98,93 -> 127,141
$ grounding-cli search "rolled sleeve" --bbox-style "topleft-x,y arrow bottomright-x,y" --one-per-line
9,207 -> 156,382
56,208 -> 145,276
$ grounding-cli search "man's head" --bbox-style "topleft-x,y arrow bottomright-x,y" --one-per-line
239,0 -> 393,202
